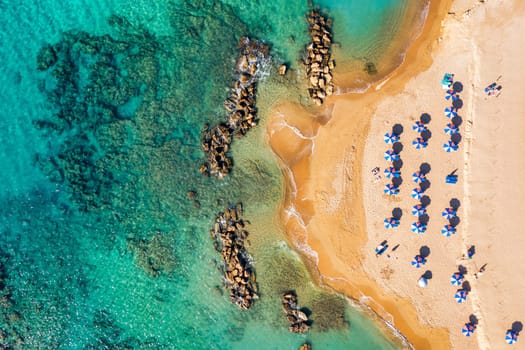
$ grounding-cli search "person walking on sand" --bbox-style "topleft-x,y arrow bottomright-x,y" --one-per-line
474,264 -> 487,279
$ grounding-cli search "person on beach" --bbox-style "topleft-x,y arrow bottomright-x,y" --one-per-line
474,264 -> 487,279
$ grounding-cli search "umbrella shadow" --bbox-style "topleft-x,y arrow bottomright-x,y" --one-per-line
419,245 -> 431,258
420,162 -> 431,175
420,180 -> 431,192
418,214 -> 430,225
393,159 -> 403,170
393,142 -> 403,154
392,124 -> 404,136
458,264 -> 468,275
462,281 -> 472,293
452,98 -> 463,109
392,208 -> 403,220
392,176 -> 403,188
451,133 -> 462,145
451,115 -> 463,127
420,195 -> 431,207
512,321 -> 523,334
422,270 -> 433,280
449,216 -> 461,227
421,129 -> 432,142
453,81 -> 464,93
469,314 -> 479,326
420,113 -> 431,124
450,198 -> 461,209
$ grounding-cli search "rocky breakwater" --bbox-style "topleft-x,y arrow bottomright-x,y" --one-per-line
282,291 -> 310,334
303,9 -> 335,106
210,203 -> 258,309
200,37 -> 270,179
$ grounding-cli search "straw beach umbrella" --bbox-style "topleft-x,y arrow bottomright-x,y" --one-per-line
411,255 -> 426,268
442,207 -> 457,220
384,184 -> 399,196
384,132 -> 399,144
443,140 -> 458,152
454,289 -> 468,303
384,167 -> 400,179
462,323 -> 475,337
384,217 -> 399,229
412,138 -> 428,150
441,224 -> 457,237
384,150 -> 400,161
450,272 -> 464,286
506,330 -> 519,345
444,107 -> 457,118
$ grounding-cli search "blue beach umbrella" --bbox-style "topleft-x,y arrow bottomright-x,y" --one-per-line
412,204 -> 427,216
411,188 -> 424,200
411,255 -> 426,268
384,132 -> 399,144
384,167 -> 401,179
445,89 -> 457,100
411,222 -> 427,234
384,217 -> 400,229
443,140 -> 459,153
454,289 -> 468,303
462,323 -> 475,337
384,184 -> 399,196
506,330 -> 519,345
444,123 -> 459,135
412,121 -> 426,133
412,138 -> 428,150
450,272 -> 464,286
444,107 -> 457,118
384,150 -> 400,161
441,224 -> 457,237
412,171 -> 426,184
442,207 -> 457,220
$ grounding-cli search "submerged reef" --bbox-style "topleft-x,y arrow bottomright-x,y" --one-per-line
0,250 -> 25,349
127,232 -> 177,277
210,203 -> 258,309
200,37 -> 270,179
303,9 -> 335,105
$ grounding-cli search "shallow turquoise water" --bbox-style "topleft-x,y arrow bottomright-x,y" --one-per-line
0,0 -> 416,348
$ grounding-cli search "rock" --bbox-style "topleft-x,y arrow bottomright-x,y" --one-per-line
279,64 -> 287,76
187,191 -> 196,200
300,343 -> 312,350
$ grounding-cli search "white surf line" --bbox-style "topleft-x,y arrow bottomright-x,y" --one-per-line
462,39 -> 491,350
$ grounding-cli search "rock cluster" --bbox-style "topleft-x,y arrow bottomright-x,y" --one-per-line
299,344 -> 312,350
201,37 -> 269,179
282,291 -> 310,334
210,203 -> 258,309
303,9 -> 335,106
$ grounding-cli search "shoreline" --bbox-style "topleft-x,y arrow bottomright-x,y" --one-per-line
266,0 -> 453,348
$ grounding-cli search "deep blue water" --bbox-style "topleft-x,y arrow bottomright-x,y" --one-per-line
0,0 -> 417,348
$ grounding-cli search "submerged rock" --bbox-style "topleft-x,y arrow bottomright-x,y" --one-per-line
282,291 -> 310,334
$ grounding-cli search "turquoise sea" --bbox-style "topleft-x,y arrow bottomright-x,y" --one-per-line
0,1 -> 424,349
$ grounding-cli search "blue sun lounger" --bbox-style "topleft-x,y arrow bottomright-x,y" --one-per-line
446,174 -> 458,184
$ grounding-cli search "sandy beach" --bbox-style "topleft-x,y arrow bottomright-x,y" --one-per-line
267,0 -> 525,349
